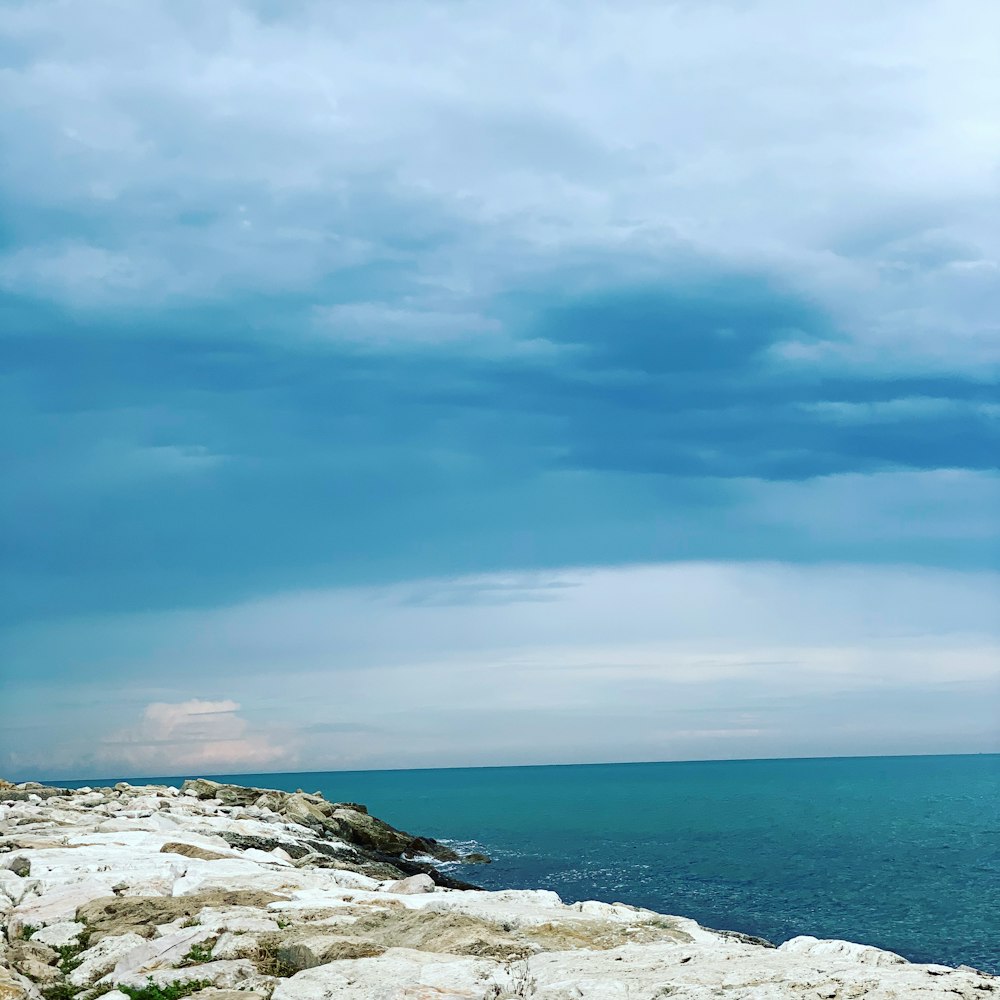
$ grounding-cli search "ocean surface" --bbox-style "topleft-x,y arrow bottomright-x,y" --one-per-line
61,754 -> 1000,973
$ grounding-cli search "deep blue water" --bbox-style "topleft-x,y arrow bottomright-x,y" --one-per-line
61,755 -> 1000,973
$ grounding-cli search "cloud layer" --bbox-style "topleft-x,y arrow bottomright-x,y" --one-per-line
4,562 -> 997,778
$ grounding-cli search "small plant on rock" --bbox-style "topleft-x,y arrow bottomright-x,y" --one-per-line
235,937 -> 295,978
180,942 -> 214,966
119,978 -> 212,1000
41,984 -> 79,1000
56,942 -> 86,974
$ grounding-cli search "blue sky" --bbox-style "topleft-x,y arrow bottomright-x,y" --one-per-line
1,0 -> 998,779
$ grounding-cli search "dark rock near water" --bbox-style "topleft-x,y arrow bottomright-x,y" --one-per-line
710,928 -> 776,949
219,832 -> 311,859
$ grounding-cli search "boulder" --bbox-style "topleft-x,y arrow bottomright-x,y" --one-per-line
180,779 -> 223,800
0,857 -> 30,877
253,792 -> 287,813
778,936 -> 908,967
11,961 -> 60,986
9,881 -> 113,938
0,969 -> 38,1000
160,842 -> 232,862
195,906 -> 281,934
270,950 -> 494,1000
276,935 -> 384,972
186,990 -> 266,1000
383,874 -> 435,895
76,890 -> 284,943
213,785 -> 262,808
97,926 -> 216,983
8,940 -> 58,970
30,922 -> 85,949
112,960 -> 258,991
69,933 -> 149,987
283,794 -> 329,830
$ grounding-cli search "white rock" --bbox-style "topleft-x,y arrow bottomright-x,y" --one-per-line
211,932 -> 256,961
9,880 -> 114,937
241,848 -> 292,867
0,870 -> 39,907
70,932 -> 149,987
31,921 -> 86,948
271,949 -> 494,1000
0,967 -> 43,1000
778,934 -> 909,966
99,927 -> 217,984
113,960 -> 259,990
383,873 -> 435,895
196,906 -> 281,933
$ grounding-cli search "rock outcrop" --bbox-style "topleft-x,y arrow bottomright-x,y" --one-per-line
1,778 -> 995,999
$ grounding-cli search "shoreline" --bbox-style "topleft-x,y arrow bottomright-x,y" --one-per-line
2,777 -> 995,999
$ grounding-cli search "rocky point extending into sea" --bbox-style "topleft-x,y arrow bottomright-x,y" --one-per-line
1,777 -> 994,999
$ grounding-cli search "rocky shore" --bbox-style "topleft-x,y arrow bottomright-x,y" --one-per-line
1,778 -> 994,999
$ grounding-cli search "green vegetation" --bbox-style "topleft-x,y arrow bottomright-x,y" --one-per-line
56,942 -> 85,974
235,937 -> 295,978
41,984 -> 79,1000
19,923 -> 39,940
180,942 -> 214,966
119,978 -> 212,1000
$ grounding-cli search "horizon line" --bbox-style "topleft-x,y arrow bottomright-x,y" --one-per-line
30,749 -> 999,786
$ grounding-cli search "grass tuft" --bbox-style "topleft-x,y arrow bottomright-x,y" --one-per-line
119,978 -> 212,1000
180,942 -> 214,966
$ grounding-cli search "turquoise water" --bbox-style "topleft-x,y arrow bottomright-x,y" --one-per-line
64,755 -> 1000,972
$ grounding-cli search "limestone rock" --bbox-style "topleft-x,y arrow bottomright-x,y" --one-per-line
97,926 -> 216,984
276,934 -> 384,972
180,905 -> 278,935
0,968 -> 39,1000
384,874 -> 435,895
778,934 -> 909,966
12,961 -> 60,986
112,959 -> 259,991
160,842 -> 231,862
10,881 -> 112,938
186,990 -> 266,1000
77,890 -> 283,942
31,921 -> 86,948
283,794 -> 329,830
181,779 -> 224,800
270,949 -> 495,1000
8,940 -> 58,970
70,932 -> 149,987
212,785 -> 262,808
253,792 -> 287,813
0,857 -> 30,878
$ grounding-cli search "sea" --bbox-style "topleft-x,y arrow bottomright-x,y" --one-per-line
58,754 -> 1000,974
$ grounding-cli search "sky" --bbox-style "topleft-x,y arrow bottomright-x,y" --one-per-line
1,0 -> 998,780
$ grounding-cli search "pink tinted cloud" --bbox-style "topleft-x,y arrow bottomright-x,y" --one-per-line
100,698 -> 293,773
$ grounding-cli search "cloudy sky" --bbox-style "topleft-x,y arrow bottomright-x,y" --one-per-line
1,0 -> 998,780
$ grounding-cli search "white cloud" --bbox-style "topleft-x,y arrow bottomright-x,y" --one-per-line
98,698 -> 294,774
1,1 -> 997,369
4,558 -> 997,778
